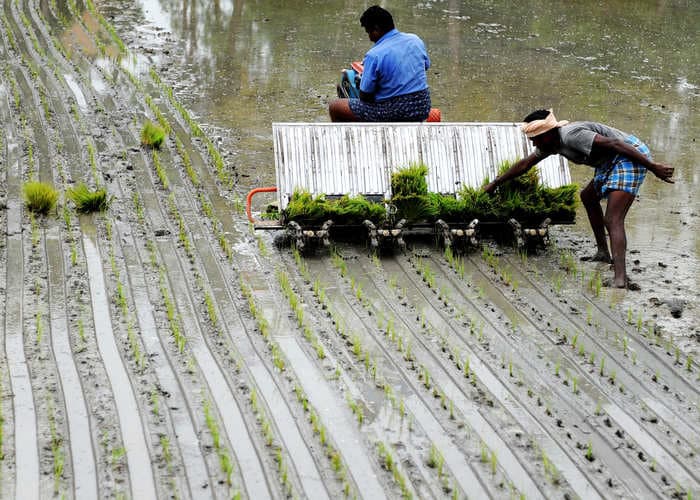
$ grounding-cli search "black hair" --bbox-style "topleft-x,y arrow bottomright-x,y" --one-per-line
523,109 -> 551,122
360,5 -> 395,32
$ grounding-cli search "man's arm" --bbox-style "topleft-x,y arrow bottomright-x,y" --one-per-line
483,152 -> 546,194
592,135 -> 674,183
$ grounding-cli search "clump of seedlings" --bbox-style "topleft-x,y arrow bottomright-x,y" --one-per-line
279,161 -> 577,225
23,180 -> 59,214
67,183 -> 109,213
283,190 -> 386,225
140,120 -> 166,149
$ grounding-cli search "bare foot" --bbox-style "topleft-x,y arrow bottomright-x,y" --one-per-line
603,277 -> 640,291
580,251 -> 612,264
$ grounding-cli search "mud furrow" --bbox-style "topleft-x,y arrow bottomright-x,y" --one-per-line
464,253 -> 700,489
45,230 -> 98,498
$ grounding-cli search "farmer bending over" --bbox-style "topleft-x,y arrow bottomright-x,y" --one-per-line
328,5 -> 431,122
484,109 -> 674,289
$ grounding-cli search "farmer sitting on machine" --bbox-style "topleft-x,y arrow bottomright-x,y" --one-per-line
328,5 -> 432,122
483,109 -> 675,290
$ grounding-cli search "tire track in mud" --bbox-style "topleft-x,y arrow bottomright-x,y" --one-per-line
300,251 -> 540,499
237,262 -> 387,499
421,247 -> 698,495
370,252 -> 605,500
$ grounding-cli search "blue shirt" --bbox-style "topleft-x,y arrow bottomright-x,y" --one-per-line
360,29 -> 430,101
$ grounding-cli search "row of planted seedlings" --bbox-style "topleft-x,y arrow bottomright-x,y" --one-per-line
278,245 -> 446,499
444,249 -> 656,478
239,278 -> 356,497
129,179 -> 247,495
128,110 -> 262,496
5,2 -> 155,496
403,248 -> 621,491
136,96 -> 325,497
350,249 -> 579,497
556,247 -> 699,386
9,41 -> 74,497
310,247 -> 536,498
8,12 -> 139,493
511,246 -> 700,445
454,245 -> 698,496
528,250 -> 700,489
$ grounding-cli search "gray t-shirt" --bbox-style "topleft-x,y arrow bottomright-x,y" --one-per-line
536,121 -> 629,167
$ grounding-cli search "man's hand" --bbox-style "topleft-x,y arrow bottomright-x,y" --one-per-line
651,162 -> 674,183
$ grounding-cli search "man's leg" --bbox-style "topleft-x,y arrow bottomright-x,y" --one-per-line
604,190 -> 636,288
328,98 -> 359,122
580,180 -> 611,262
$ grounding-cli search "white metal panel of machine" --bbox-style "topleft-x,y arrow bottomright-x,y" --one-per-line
273,123 -> 571,210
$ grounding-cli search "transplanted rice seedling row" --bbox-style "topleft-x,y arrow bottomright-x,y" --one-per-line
318,252 -> 536,498
287,251 -> 477,498
456,250 -> 699,496
240,281 -> 355,497
377,251 -> 628,497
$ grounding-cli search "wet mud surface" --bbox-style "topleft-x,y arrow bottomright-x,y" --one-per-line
0,1 -> 698,499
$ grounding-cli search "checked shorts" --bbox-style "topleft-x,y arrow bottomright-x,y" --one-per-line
593,135 -> 651,198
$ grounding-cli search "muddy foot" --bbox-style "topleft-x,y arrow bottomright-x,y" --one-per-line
602,277 -> 641,291
580,251 -> 612,264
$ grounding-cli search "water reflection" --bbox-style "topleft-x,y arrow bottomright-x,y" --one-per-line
100,0 -> 698,257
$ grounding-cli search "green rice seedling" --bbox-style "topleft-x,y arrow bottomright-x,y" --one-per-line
141,120 -> 166,148
480,441 -> 489,463
571,333 -> 578,349
151,388 -> 159,416
160,435 -> 172,470
36,311 -> 44,344
490,450 -> 498,475
589,352 -> 596,365
23,181 -> 58,214
609,370 -> 616,385
686,355 -> 693,372
594,400 -> 603,416
599,357 -> 605,377
111,447 -> 126,466
572,376 -> 579,394
585,441 -> 594,461
627,306 -> 633,325
67,183 -> 109,213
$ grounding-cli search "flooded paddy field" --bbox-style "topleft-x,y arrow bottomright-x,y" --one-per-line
0,0 -> 698,499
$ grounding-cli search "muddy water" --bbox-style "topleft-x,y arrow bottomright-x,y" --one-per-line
99,0 -> 698,331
